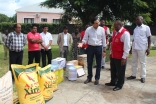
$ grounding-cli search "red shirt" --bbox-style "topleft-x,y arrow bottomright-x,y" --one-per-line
27,32 -> 41,51
80,30 -> 88,48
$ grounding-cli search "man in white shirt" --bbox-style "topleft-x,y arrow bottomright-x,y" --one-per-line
105,20 -> 130,91
94,19 -> 110,69
57,26 -> 72,60
127,16 -> 151,83
40,25 -> 53,67
78,17 -> 106,85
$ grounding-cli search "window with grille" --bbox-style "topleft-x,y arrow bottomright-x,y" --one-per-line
53,19 -> 61,24
41,18 -> 47,22
24,18 -> 34,23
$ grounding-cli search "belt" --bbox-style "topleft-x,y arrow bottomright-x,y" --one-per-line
63,46 -> 68,47
89,45 -> 102,47
10,50 -> 23,52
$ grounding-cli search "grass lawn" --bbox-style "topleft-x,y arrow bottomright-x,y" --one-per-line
0,44 -> 156,77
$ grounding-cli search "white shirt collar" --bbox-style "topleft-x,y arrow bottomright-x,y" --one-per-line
42,32 -> 48,35
117,27 -> 124,33
63,32 -> 67,35
92,26 -> 99,30
137,24 -> 144,28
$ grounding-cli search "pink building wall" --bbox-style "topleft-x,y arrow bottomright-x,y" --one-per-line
17,12 -> 62,23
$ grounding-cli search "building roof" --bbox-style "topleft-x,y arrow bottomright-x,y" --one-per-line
16,3 -> 64,13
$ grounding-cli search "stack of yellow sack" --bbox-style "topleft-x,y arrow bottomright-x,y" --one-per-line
12,64 -> 58,104
11,63 -> 45,104
38,65 -> 54,102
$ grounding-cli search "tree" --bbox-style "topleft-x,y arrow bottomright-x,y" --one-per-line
40,0 -> 156,26
0,14 -> 9,23
144,0 -> 156,26
9,13 -> 17,23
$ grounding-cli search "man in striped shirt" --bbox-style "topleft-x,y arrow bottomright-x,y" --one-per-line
5,24 -> 26,80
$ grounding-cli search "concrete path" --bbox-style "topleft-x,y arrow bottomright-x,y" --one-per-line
47,57 -> 156,104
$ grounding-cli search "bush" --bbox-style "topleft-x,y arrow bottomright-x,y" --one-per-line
0,23 -> 63,34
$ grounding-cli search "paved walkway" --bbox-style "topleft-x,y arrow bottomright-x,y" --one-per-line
47,57 -> 156,104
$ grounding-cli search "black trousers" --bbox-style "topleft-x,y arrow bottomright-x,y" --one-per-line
9,51 -> 23,79
41,49 -> 52,67
87,45 -> 102,80
28,51 -> 40,65
110,58 -> 126,88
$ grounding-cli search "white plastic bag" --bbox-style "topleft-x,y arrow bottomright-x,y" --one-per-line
0,71 -> 13,104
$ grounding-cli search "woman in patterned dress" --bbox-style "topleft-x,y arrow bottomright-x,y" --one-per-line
71,27 -> 81,60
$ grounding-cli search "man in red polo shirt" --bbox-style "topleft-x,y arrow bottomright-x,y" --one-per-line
105,20 -> 130,91
80,25 -> 89,54
27,24 -> 42,65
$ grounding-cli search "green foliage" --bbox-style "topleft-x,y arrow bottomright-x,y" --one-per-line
9,13 -> 17,23
0,23 -> 63,34
0,14 -> 9,22
41,0 -> 156,26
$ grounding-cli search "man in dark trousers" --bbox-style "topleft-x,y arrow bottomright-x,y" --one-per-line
105,20 -> 130,91
27,24 -> 42,65
5,24 -> 26,80
78,17 -> 106,85
94,19 -> 110,69
40,25 -> 53,67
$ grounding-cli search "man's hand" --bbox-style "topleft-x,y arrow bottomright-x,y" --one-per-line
102,52 -> 106,57
37,39 -> 42,43
78,43 -> 83,48
121,58 -> 126,66
146,49 -> 150,56
45,46 -> 49,51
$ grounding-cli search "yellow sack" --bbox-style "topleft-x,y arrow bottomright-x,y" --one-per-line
51,72 -> 58,92
53,70 -> 59,84
58,69 -> 64,84
38,65 -> 54,101
11,64 -> 45,104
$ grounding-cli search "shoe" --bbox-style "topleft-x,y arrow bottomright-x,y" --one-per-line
94,80 -> 99,85
93,65 -> 97,68
101,66 -> 105,69
105,83 -> 116,86
127,76 -> 136,80
113,86 -> 122,91
141,78 -> 145,83
84,79 -> 92,84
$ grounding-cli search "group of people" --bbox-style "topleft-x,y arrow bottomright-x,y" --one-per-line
4,24 -> 53,79
2,15 -> 151,91
78,16 -> 151,91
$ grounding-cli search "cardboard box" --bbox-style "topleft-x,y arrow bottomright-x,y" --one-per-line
70,60 -> 78,66
75,65 -> 85,77
77,54 -> 87,68
51,57 -> 66,70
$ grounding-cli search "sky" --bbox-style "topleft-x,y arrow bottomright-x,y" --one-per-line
0,0 -> 45,17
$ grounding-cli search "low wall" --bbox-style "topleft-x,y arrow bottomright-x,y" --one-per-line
0,33 -> 156,46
